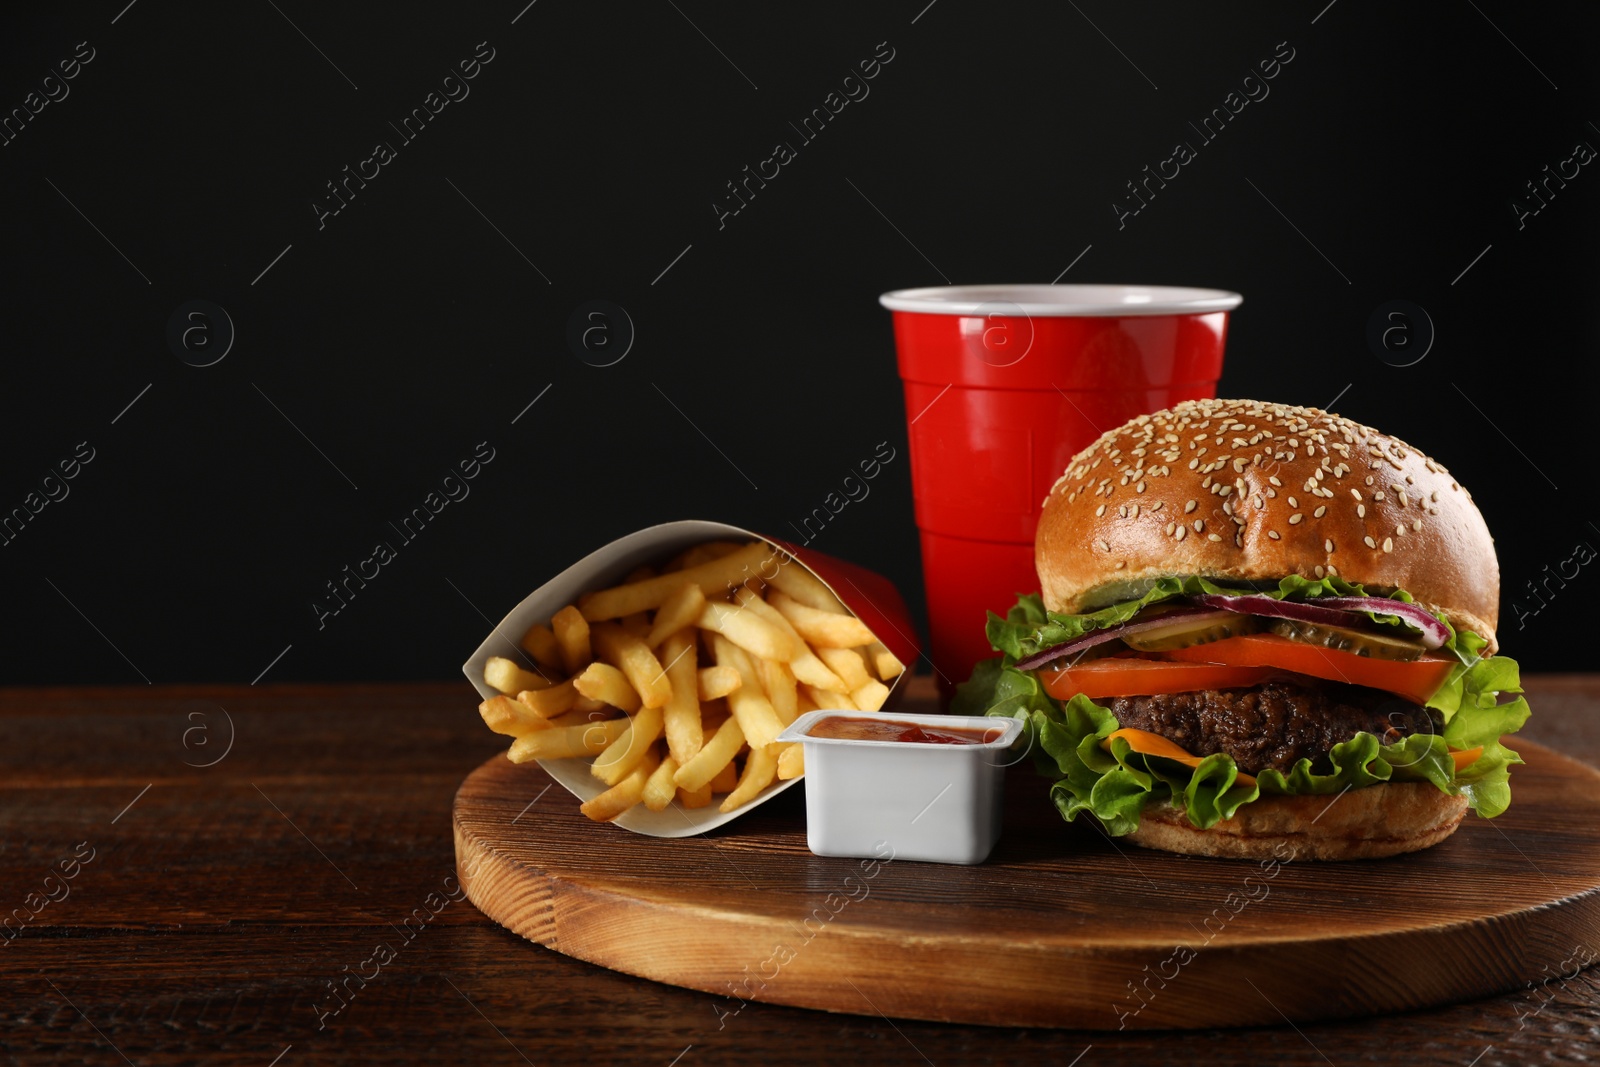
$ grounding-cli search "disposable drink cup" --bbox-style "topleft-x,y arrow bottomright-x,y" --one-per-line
880,284 -> 1243,697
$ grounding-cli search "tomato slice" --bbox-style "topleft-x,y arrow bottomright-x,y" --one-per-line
1163,634 -> 1455,704
1041,658 -> 1280,700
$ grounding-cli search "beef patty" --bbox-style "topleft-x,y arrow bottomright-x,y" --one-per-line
1107,682 -> 1440,775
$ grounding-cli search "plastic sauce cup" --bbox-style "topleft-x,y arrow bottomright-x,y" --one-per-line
879,284 -> 1242,697
777,708 -> 1024,864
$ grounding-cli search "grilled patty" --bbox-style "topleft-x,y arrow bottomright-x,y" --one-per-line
1107,682 -> 1439,775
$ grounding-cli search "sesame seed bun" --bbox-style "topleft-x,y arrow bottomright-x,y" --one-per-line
1036,398 -> 1500,651
1126,783 -> 1469,861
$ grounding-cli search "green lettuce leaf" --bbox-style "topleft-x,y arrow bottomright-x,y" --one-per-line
956,583 -> 1531,833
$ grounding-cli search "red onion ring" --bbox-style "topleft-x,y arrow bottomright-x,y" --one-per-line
1311,596 -> 1449,649
1193,592 -> 1446,649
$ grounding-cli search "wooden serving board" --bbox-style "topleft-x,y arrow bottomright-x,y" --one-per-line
453,715 -> 1600,1029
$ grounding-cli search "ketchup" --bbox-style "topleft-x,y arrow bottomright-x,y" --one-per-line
808,715 -> 1001,745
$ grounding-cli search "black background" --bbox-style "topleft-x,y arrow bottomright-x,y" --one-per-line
2,1 -> 1596,685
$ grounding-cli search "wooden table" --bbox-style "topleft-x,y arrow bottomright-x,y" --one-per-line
5,677 -> 1598,1066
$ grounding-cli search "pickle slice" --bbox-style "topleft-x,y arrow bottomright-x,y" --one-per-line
1268,618 -> 1426,661
1121,611 -> 1261,652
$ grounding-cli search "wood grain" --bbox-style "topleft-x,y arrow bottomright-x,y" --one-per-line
2,679 -> 1598,1065
456,728 -> 1600,1029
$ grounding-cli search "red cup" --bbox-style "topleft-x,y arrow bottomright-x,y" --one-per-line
880,284 -> 1243,698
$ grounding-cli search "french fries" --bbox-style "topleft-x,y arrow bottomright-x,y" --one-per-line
868,640 -> 906,681
573,662 -> 642,713
591,706 -> 664,786
675,715 -> 746,793
508,717 -> 629,762
591,622 -> 673,710
696,600 -> 804,663
777,742 -> 805,780
478,695 -> 551,737
711,634 -> 785,749
642,755 -> 680,812
519,624 -> 564,673
581,751 -> 661,822
769,591 -> 878,649
659,629 -> 704,765
517,679 -> 578,718
763,548 -> 848,611
645,582 -> 707,649
484,656 -> 552,696
551,605 -> 591,675
697,665 -> 742,701
720,744 -> 779,812
478,539 -> 904,824
577,542 -> 775,620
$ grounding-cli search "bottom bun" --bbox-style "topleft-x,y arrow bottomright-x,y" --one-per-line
1125,784 -> 1470,861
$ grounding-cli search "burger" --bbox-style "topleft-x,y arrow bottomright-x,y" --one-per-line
953,398 -> 1529,860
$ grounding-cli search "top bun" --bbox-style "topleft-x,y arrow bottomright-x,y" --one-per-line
1036,399 -> 1500,650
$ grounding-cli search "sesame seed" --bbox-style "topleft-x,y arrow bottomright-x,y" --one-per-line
1373,491 -> 1386,501
1268,531 -> 1281,540
1364,535 -> 1377,549
1313,505 -> 1327,518
1137,481 -> 1147,493
1131,504 -> 1140,519
1396,524 -> 1405,537
1314,565 -> 1326,577
1185,499 -> 1197,513
1413,519 -> 1422,531
1383,537 -> 1394,553
1207,533 -> 1222,542
1357,504 -> 1366,518
1096,504 -> 1106,516
1098,539 -> 1111,552
1288,496 -> 1299,507
1325,539 -> 1334,552
1193,520 -> 1205,533
1165,522 -> 1176,536
1351,489 -> 1362,501
1398,490 -> 1408,507
1119,505 -> 1128,518
1176,526 -> 1187,541
1268,476 -> 1282,487
1116,560 -> 1127,569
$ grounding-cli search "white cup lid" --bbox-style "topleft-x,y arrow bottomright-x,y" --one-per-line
879,284 -> 1243,317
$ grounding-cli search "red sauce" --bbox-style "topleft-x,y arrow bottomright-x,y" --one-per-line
809,715 -> 1002,745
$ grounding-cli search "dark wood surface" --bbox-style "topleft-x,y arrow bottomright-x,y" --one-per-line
453,734 -> 1600,1029
5,676 -> 1600,1065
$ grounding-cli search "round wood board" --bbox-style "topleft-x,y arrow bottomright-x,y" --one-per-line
453,738 -> 1600,1030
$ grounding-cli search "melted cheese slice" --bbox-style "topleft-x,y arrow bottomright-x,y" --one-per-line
1103,728 -> 1484,785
